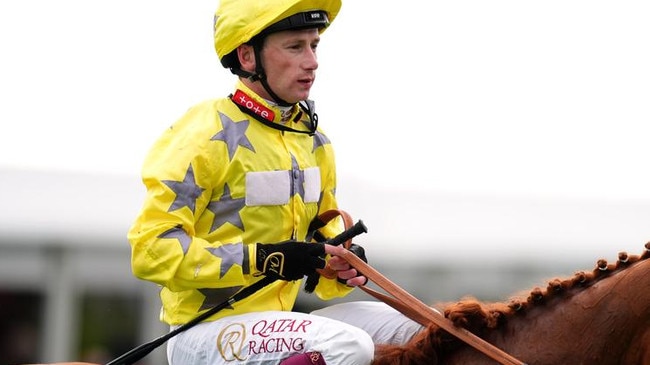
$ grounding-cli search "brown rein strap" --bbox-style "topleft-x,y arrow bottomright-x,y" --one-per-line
339,251 -> 528,365
324,210 -> 527,365
358,285 -> 432,326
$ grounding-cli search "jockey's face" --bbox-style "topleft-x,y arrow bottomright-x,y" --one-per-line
240,28 -> 320,104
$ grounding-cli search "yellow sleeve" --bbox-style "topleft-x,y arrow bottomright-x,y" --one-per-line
128,102 -> 251,292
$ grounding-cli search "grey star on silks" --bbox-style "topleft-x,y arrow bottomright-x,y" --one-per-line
205,242 -> 244,279
158,225 -> 192,255
206,183 -> 245,233
211,112 -> 255,161
312,129 -> 331,152
290,154 -> 306,200
197,286 -> 242,311
162,164 -> 205,214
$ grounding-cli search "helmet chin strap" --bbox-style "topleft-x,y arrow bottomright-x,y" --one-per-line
227,43 -> 293,107
251,45 -> 293,107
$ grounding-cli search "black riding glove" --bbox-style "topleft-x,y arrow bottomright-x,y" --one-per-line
255,241 -> 326,281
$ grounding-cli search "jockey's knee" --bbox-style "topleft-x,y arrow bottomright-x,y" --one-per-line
346,328 -> 375,364
315,322 -> 374,365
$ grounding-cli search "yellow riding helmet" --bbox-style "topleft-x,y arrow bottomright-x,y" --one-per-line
214,0 -> 342,66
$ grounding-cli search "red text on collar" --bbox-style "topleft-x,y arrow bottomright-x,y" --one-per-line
232,89 -> 275,122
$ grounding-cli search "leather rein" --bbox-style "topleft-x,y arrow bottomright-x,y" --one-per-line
312,209 -> 527,365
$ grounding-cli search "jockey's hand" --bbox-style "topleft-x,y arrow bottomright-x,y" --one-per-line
327,243 -> 368,287
255,241 -> 326,281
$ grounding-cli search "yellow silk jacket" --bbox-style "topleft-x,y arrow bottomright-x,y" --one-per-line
128,81 -> 353,325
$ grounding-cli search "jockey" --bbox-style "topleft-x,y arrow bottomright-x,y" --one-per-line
127,0 -> 374,364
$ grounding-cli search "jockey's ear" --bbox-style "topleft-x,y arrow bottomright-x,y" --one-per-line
237,43 -> 256,72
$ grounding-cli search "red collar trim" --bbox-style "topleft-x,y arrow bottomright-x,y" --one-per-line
231,89 -> 275,122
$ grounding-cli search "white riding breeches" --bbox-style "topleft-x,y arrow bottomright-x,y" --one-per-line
166,310 -> 374,365
311,301 -> 426,346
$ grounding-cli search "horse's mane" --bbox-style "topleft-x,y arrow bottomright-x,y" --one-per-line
372,242 -> 650,365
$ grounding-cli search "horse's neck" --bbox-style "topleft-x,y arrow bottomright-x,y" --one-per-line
448,257 -> 650,365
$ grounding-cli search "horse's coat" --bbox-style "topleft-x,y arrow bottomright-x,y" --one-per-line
372,242 -> 650,365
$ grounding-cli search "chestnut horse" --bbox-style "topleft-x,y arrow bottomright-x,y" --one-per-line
372,242 -> 650,365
